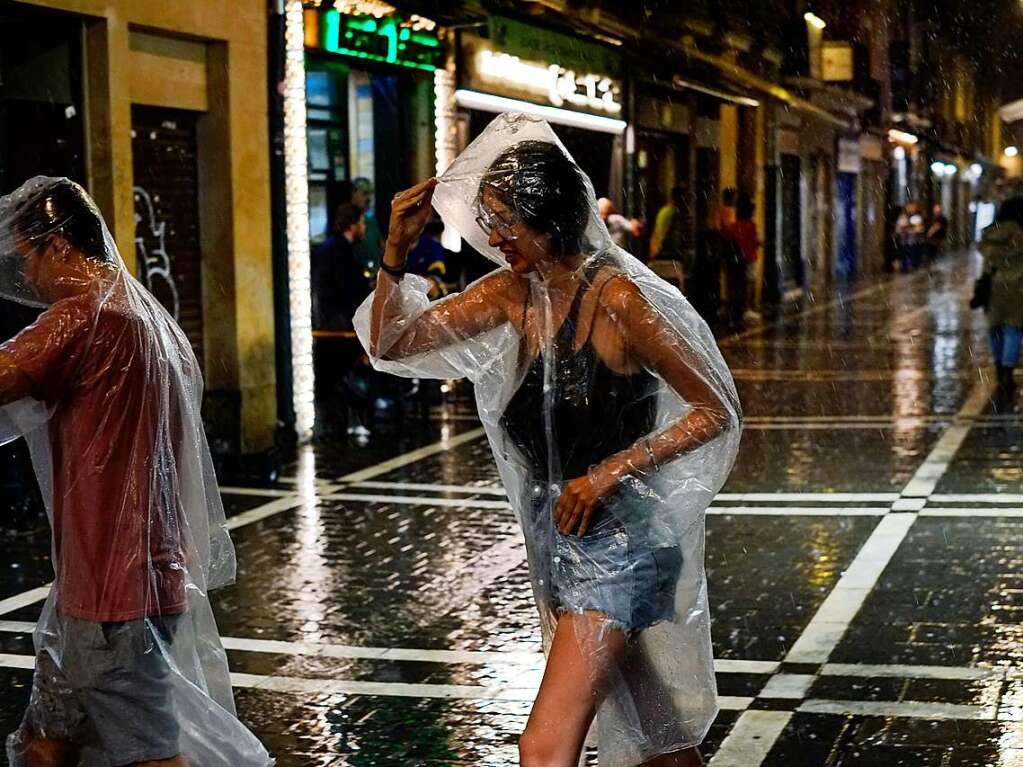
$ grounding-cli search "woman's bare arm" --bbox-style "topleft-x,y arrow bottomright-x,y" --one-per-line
370,268 -> 523,360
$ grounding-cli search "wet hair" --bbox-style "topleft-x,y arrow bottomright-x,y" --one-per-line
671,185 -> 686,207
477,140 -> 590,259
736,192 -> 755,220
996,197 -> 1023,228
722,187 -> 737,206
334,202 -> 364,234
13,179 -> 109,262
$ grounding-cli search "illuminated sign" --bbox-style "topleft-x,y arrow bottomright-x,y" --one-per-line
475,49 -> 622,115
308,9 -> 441,71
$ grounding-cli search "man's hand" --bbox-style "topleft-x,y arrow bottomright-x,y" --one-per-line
0,352 -> 31,406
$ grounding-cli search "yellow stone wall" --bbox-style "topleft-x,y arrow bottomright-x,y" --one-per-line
14,0 -> 277,451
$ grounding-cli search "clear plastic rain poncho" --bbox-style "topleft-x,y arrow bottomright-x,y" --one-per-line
0,178 -> 271,766
355,114 -> 742,765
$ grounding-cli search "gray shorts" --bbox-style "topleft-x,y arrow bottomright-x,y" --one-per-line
25,614 -> 181,766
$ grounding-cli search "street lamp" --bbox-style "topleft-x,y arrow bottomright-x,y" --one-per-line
1006,146 -> 1019,157
804,11 -> 826,29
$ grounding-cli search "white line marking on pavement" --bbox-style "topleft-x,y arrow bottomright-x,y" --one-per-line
929,493 -> 1023,504
219,487 -> 297,498
714,493 -> 900,503
0,587 -> 51,618
224,497 -> 304,530
337,427 -> 487,483
798,699 -> 995,721
708,506 -> 888,516
921,508 -> 1023,517
707,711 -> 793,767
784,513 -> 917,664
758,674 -> 815,699
351,480 -> 507,496
901,380 -> 992,498
821,663 -> 1005,681
321,492 -> 512,510
0,653 -> 34,670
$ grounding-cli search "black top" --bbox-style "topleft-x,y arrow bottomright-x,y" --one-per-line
500,265 -> 658,480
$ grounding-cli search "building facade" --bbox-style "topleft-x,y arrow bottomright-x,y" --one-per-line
2,0 -> 278,455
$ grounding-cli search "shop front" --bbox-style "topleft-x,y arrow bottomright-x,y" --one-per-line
454,16 -> 626,210
277,2 -> 444,439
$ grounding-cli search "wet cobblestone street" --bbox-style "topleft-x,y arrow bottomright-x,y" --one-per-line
5,251 -> 1023,765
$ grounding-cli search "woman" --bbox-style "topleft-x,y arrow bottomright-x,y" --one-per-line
356,115 -> 741,767
980,196 -> 1023,408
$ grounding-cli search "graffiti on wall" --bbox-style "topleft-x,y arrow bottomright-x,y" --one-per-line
133,185 -> 181,320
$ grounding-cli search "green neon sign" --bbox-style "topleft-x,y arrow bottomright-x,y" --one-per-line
321,10 -> 440,71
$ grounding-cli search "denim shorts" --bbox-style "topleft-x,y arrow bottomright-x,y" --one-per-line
523,482 -> 682,632
23,614 -> 181,766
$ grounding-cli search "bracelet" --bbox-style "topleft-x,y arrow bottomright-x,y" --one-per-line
643,438 -> 660,472
379,260 -> 406,278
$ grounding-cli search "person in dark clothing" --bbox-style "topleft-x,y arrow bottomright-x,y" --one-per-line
407,218 -> 449,300
311,203 -> 370,331
926,204 -> 949,263
311,203 -> 371,434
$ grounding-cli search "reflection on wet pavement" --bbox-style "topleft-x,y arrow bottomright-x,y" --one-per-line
3,254 -> 1023,765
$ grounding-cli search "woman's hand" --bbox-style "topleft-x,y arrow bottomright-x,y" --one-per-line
384,178 -> 438,265
553,465 -> 622,536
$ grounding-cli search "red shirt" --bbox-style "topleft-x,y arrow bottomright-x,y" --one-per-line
728,219 -> 760,263
2,291 -> 186,621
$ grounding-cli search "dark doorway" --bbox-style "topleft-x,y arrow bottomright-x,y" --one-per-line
780,153 -> 804,290
837,171 -> 858,278
131,105 -> 205,363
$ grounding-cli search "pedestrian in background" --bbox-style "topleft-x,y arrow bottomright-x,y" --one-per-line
726,192 -> 760,329
649,185 -> 687,263
348,177 -> 385,270
979,196 -> 1023,409
926,203 -> 949,263
407,217 -> 450,300
598,196 -> 642,251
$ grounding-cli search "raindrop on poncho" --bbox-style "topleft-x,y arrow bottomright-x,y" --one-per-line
0,177 -> 271,766
355,114 -> 742,765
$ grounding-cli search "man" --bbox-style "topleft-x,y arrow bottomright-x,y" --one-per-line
926,203 -> 949,262
351,177 -> 384,270
311,202 -> 370,331
311,203 -> 372,434
597,197 -> 640,250
650,185 -> 689,264
407,218 -> 450,300
0,178 -> 268,767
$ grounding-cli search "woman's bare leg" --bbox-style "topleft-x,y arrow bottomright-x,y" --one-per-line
519,612 -> 627,767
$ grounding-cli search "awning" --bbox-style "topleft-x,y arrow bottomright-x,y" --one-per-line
454,89 -> 627,134
680,43 -> 851,129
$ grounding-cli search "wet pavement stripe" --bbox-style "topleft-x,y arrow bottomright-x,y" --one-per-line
820,663 -> 1005,681
218,486 -> 298,497
921,508 -> 1023,517
0,586 -> 50,618
715,493 -> 900,502
929,493 -> 1023,503
224,496 -> 304,530
900,379 -> 994,499
707,711 -> 793,766
797,699 -> 994,721
784,513 -> 918,665
351,480 -> 508,495
337,427 -> 486,483
708,506 -> 888,516
320,492 -> 513,510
